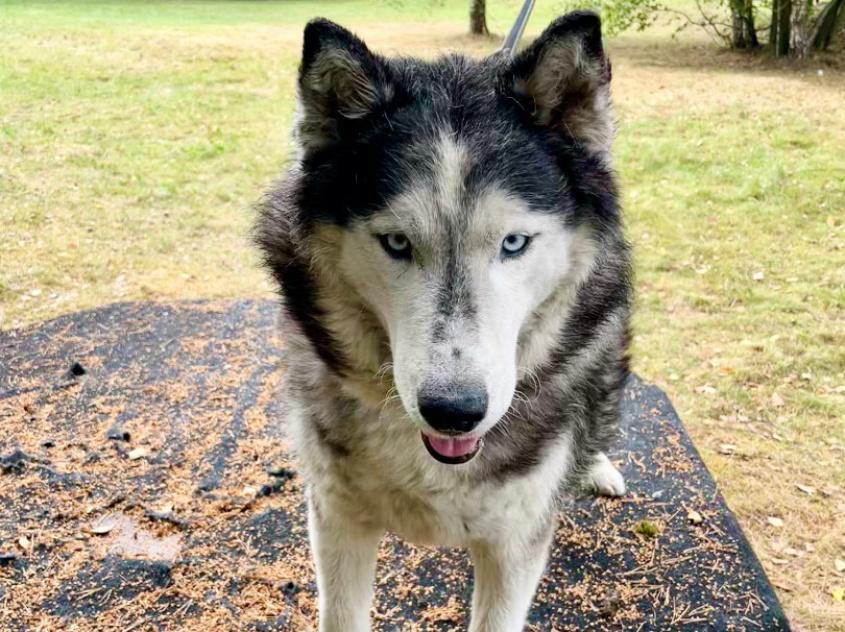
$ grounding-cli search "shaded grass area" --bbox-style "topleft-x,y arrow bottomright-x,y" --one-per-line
1,2 -> 844,630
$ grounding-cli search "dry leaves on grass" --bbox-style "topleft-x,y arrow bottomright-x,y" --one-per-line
767,517 -> 785,528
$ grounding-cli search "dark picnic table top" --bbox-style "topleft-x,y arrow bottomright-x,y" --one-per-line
0,300 -> 791,631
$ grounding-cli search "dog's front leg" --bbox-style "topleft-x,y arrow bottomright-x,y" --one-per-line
468,519 -> 555,632
309,502 -> 383,632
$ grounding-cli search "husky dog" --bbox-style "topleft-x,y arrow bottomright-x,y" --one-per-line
255,11 -> 631,632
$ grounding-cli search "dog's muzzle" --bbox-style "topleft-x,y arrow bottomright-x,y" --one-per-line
417,383 -> 486,464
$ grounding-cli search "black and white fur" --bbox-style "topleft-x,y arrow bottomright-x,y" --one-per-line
256,12 -> 632,631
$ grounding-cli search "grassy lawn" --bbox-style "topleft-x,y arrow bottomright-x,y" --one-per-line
1,1 -> 843,629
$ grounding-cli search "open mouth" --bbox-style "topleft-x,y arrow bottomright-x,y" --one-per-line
421,433 -> 482,465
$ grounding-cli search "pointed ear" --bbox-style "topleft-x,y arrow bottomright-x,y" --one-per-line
507,11 -> 613,154
296,19 -> 389,149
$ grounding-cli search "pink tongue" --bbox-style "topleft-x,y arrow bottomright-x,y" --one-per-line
426,435 -> 479,458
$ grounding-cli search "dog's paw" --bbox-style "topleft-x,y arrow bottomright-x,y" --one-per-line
581,453 -> 626,497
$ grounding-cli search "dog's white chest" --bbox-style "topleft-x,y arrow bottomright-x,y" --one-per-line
298,404 -> 571,547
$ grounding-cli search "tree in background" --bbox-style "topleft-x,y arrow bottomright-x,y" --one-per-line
783,0 -> 845,56
557,0 -> 662,35
754,0 -> 844,56
470,0 -> 489,34
770,0 -> 793,55
812,0 -> 845,49
730,0 -> 759,48
576,0 -> 844,56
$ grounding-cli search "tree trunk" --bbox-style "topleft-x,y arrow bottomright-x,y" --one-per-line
771,0 -> 793,57
745,1 -> 760,47
470,0 -> 488,35
732,7 -> 748,47
790,0 -> 813,57
731,0 -> 759,49
811,0 -> 845,50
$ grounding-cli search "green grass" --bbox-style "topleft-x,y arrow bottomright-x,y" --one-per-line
1,1 -> 844,630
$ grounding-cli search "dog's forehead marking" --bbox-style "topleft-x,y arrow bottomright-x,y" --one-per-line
432,131 -> 469,220
369,130 -> 471,241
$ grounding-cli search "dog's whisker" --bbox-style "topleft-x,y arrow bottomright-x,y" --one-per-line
378,385 -> 402,412
375,362 -> 394,379
518,364 -> 542,396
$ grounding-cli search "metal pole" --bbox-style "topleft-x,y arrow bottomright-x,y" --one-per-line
501,0 -> 537,52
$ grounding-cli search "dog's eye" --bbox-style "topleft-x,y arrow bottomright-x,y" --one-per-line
379,233 -> 412,260
501,234 -> 530,258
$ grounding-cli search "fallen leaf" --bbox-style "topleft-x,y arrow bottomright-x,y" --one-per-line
835,558 -> 845,572
832,587 -> 844,602
687,509 -> 703,524
795,484 -> 816,495
767,516 -> 785,528
89,514 -> 120,535
770,557 -> 789,565
826,216 -> 838,227
18,536 -> 30,550
128,448 -> 147,461
771,392 -> 785,407
771,580 -> 794,592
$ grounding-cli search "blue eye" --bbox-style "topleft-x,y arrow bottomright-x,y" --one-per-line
501,233 -> 530,258
379,233 -> 412,260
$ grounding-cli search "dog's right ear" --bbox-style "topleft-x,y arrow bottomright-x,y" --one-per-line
297,19 -> 388,149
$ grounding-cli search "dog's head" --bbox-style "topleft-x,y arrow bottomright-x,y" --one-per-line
261,13 -> 618,465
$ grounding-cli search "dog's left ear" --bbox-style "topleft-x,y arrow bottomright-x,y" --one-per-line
297,19 -> 389,149
506,11 -> 613,154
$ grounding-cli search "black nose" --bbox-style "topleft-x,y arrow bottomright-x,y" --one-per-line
418,384 -> 488,434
